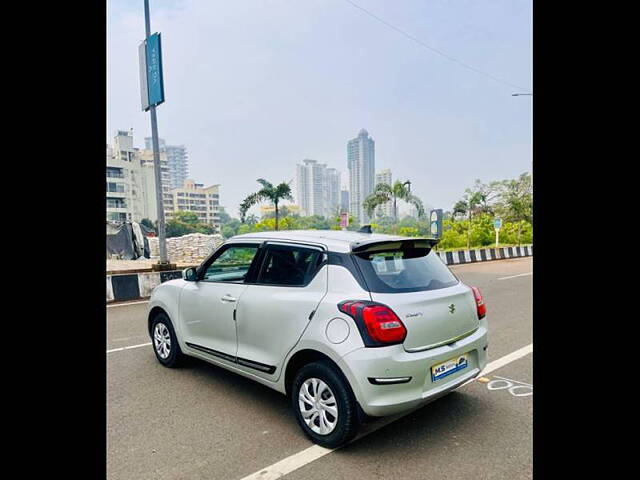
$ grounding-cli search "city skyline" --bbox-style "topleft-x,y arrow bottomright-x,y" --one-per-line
107,1 -> 531,219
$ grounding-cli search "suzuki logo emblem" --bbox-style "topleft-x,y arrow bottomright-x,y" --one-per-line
448,303 -> 455,314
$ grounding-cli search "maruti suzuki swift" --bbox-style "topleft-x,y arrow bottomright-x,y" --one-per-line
148,230 -> 488,447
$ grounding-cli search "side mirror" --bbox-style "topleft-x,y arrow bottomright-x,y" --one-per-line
182,267 -> 198,282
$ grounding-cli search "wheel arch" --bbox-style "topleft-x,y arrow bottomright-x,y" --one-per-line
284,349 -> 347,398
148,306 -> 169,336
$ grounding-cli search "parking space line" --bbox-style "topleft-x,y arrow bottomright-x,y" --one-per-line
497,272 -> 532,280
107,342 -> 151,354
493,375 -> 532,387
107,300 -> 149,308
238,343 -> 533,480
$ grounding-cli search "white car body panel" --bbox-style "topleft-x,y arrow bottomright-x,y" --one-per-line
147,230 -> 489,418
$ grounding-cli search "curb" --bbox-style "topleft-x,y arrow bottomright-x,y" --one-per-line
106,245 -> 533,303
438,244 -> 532,266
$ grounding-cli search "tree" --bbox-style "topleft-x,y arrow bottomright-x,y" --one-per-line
239,179 -> 293,231
363,180 -> 425,232
452,192 -> 480,249
218,209 -> 232,225
165,210 -> 215,238
245,214 -> 259,226
453,178 -> 503,249
494,172 -> 532,246
140,218 -> 156,232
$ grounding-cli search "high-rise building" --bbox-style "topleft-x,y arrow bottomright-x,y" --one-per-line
326,168 -> 341,217
144,137 -> 166,150
347,129 -> 375,224
375,169 -> 393,218
144,137 -> 189,190
295,159 -> 341,218
340,189 -> 349,213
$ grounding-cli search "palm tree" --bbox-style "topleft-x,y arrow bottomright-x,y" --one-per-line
452,191 -> 483,249
245,214 -> 259,227
363,180 -> 425,233
239,179 -> 293,231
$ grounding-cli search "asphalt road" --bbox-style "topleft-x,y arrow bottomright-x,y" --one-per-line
107,257 -> 532,480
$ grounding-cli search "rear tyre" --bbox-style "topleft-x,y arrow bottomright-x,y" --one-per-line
291,361 -> 360,448
150,313 -> 186,368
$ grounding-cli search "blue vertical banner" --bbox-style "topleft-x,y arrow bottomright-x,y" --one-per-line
429,209 -> 443,239
144,32 -> 165,109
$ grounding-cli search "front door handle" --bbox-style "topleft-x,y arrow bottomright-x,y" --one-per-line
220,294 -> 237,303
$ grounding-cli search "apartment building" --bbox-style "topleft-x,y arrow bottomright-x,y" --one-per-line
295,159 -> 341,218
106,130 -> 147,222
169,179 -> 221,232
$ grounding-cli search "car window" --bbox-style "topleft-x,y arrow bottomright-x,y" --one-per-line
202,245 -> 259,283
256,244 -> 324,286
353,247 -> 458,293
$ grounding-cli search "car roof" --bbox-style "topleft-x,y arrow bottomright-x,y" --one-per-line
228,230 -> 414,253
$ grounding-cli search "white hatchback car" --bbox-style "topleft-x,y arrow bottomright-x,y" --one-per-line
148,230 -> 488,447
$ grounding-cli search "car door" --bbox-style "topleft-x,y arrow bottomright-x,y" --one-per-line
179,242 -> 261,361
235,242 -> 328,380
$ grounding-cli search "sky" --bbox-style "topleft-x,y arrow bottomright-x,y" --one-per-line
107,0 -> 532,218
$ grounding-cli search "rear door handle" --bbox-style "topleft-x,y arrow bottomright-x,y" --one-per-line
220,294 -> 237,303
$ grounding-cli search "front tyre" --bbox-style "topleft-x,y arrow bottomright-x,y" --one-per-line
291,361 -> 360,448
150,313 -> 186,368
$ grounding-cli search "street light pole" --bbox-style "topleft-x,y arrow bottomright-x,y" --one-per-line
144,0 -> 168,266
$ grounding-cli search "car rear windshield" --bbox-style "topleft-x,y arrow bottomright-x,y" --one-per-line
353,247 -> 458,293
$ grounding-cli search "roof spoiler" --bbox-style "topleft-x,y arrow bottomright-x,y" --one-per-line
351,237 -> 440,254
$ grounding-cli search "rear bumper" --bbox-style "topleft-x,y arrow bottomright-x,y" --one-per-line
338,318 -> 488,417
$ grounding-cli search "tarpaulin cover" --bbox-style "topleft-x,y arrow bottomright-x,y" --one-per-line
107,222 -> 151,259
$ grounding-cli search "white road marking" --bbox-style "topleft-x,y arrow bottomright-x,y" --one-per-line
238,343 -> 533,480
486,375 -> 533,397
107,300 -> 149,308
493,375 -> 532,387
497,272 -> 532,280
107,342 -> 151,354
465,343 -> 533,384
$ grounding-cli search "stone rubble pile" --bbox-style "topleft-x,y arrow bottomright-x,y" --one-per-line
148,233 -> 224,264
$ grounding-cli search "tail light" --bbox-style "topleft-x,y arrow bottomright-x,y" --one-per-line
338,300 -> 407,346
471,286 -> 486,319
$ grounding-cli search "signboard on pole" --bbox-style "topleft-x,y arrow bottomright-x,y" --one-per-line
138,32 -> 165,111
494,218 -> 502,247
429,209 -> 443,238
340,212 -> 349,229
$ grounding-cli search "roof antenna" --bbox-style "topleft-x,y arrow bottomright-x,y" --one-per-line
357,225 -> 373,234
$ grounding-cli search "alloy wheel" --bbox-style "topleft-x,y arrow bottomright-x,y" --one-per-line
153,322 -> 172,359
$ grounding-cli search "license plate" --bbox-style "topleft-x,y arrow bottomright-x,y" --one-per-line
431,353 -> 469,382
